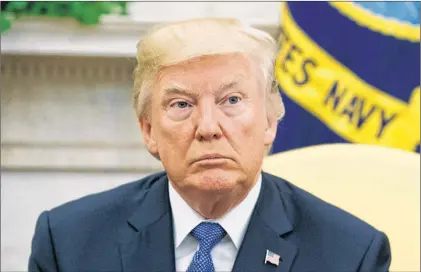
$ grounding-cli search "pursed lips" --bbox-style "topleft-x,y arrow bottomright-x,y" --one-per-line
192,154 -> 232,164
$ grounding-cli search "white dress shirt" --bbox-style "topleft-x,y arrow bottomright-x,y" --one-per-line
168,174 -> 262,272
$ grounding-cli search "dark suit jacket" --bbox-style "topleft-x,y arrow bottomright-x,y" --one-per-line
29,171 -> 391,272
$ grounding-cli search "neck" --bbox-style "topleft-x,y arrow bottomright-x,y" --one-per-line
171,171 -> 261,219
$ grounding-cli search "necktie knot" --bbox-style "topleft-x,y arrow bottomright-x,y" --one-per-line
187,222 -> 227,272
191,222 -> 226,252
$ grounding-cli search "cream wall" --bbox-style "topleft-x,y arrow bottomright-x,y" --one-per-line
1,55 -> 162,172
128,2 -> 280,25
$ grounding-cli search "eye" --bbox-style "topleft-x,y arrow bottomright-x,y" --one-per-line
171,101 -> 191,109
226,96 -> 241,105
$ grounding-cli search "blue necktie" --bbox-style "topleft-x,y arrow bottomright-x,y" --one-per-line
187,222 -> 227,272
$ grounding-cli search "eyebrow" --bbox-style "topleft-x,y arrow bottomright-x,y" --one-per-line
162,83 -> 198,99
218,81 -> 239,94
162,80 -> 240,99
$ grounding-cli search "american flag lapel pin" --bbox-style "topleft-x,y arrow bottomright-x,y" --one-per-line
265,249 -> 281,266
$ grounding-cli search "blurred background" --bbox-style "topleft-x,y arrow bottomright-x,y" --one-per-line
1,1 -> 419,271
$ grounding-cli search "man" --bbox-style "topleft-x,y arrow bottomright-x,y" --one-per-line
29,18 -> 391,272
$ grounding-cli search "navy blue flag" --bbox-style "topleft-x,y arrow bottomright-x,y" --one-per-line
272,2 -> 420,153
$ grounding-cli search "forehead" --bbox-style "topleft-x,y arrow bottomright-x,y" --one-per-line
155,54 -> 256,87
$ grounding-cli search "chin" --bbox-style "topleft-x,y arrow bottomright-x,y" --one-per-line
192,168 -> 243,192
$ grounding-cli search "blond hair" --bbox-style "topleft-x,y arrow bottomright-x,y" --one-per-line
133,18 -> 285,154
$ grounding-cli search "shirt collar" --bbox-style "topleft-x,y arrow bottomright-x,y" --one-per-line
168,173 -> 262,249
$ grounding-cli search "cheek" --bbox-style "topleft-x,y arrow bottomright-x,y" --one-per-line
166,106 -> 193,121
157,114 -> 194,151
223,103 -> 266,145
242,101 -> 266,129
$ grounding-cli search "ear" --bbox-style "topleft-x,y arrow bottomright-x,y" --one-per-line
263,114 -> 278,146
139,117 -> 159,159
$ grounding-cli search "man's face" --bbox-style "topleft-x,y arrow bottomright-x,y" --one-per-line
141,53 -> 277,195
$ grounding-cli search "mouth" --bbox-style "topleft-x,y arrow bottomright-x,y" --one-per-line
192,154 -> 232,165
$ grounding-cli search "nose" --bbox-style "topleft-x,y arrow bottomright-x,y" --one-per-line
195,102 -> 222,141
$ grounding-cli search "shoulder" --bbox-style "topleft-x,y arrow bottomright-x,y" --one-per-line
46,171 -> 167,232
30,171 -> 169,268
262,172 -> 391,269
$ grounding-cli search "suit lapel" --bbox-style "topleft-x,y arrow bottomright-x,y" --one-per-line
117,172 -> 298,272
232,172 -> 298,272
119,175 -> 176,272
